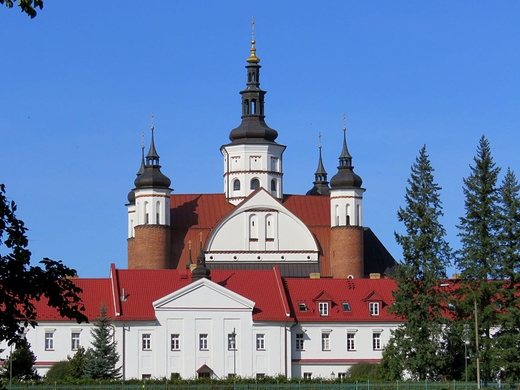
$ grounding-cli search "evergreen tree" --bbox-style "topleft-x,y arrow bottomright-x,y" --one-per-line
456,136 -> 501,384
383,146 -> 452,380
84,305 -> 121,380
493,168 -> 520,381
68,346 -> 87,379
0,340 -> 39,380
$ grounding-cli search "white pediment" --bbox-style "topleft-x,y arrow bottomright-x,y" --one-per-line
153,278 -> 255,311
205,188 -> 319,261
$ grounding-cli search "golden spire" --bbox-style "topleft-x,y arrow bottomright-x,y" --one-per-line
247,16 -> 260,64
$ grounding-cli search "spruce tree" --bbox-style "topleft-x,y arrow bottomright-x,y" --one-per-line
456,136 -> 501,384
84,305 -> 121,379
493,168 -> 520,381
0,340 -> 39,380
383,146 -> 452,380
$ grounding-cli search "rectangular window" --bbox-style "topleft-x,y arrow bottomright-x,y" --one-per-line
71,332 -> 81,350
256,334 -> 265,350
319,302 -> 329,316
321,333 -> 330,351
342,302 -> 351,312
45,332 -> 54,350
298,303 -> 308,312
142,374 -> 151,380
373,332 -> 382,350
199,334 -> 208,350
369,302 -> 380,316
304,372 -> 312,380
347,333 -> 356,351
256,373 -> 265,380
338,373 -> 346,379
171,334 -> 180,351
142,334 -> 151,351
295,333 -> 304,350
228,333 -> 236,350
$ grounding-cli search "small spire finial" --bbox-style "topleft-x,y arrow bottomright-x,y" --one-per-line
151,112 -> 155,132
343,113 -> 346,132
318,132 -> 322,149
247,16 -> 260,64
189,240 -> 192,250
199,232 -> 203,242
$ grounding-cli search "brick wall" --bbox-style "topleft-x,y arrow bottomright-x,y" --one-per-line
329,226 -> 364,278
128,225 -> 171,269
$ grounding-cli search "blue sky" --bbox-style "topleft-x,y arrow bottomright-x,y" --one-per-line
2,2 -> 519,278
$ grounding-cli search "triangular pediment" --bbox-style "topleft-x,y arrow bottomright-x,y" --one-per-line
312,290 -> 334,303
362,290 -> 386,304
153,278 -> 255,311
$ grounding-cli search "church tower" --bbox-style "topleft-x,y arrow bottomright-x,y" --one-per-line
329,120 -> 365,278
221,21 -> 286,205
127,118 -> 172,269
306,134 -> 330,196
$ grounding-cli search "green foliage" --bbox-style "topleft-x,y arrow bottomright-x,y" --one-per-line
456,136 -> 502,383
0,340 -> 39,380
384,146 -> 452,380
347,362 -> 384,382
0,183 -> 88,346
68,346 -> 87,379
84,305 -> 121,380
492,168 -> 520,381
45,361 -> 71,381
0,0 -> 42,18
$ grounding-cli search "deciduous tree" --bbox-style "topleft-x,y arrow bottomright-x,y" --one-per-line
0,184 -> 87,346
0,0 -> 42,18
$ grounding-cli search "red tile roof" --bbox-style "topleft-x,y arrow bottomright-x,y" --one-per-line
284,278 -> 401,323
31,267 -> 292,323
32,278 -> 114,321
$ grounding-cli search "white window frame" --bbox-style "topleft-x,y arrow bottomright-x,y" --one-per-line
321,332 -> 330,351
347,332 -> 356,351
256,333 -> 265,350
45,332 -> 54,351
142,333 -> 151,351
171,334 -> 180,351
304,372 -> 312,379
296,333 -> 304,351
318,302 -> 329,316
71,332 -> 81,351
369,302 -> 380,316
199,334 -> 208,350
373,332 -> 382,350
228,333 -> 237,350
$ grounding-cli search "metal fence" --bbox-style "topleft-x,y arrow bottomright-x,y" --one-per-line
6,382 -> 518,390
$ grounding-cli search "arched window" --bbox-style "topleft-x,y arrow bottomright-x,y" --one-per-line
271,179 -> 276,192
233,180 -> 241,191
250,178 -> 260,190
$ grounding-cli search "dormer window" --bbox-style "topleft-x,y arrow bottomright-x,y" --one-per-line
342,302 -> 351,312
369,302 -> 380,316
298,303 -> 308,312
318,302 -> 329,316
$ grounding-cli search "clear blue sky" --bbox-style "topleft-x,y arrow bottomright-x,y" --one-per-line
2,2 -> 519,278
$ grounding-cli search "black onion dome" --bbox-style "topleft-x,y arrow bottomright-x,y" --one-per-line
134,165 -> 171,188
330,128 -> 363,189
229,118 -> 278,143
127,190 -> 136,204
330,168 -> 363,189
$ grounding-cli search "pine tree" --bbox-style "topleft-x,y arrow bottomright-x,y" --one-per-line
0,340 -> 39,380
383,146 -> 452,380
84,305 -> 121,380
493,168 -> 520,381
456,136 -> 501,384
